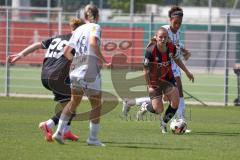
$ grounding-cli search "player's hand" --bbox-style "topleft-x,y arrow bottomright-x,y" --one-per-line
104,62 -> 112,69
181,48 -> 191,61
186,71 -> 194,83
8,54 -> 22,64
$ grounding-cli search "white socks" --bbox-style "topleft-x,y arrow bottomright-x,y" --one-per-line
135,97 -> 151,106
176,97 -> 185,119
89,121 -> 100,140
55,114 -> 70,135
46,119 -> 55,129
63,125 -> 70,133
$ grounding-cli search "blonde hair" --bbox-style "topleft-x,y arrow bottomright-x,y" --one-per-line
155,27 -> 168,36
69,17 -> 85,31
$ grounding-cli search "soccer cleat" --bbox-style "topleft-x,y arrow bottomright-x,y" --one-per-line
87,138 -> 106,147
122,98 -> 131,117
64,131 -> 79,141
161,121 -> 168,134
39,122 -> 53,142
52,132 -> 65,144
136,102 -> 148,121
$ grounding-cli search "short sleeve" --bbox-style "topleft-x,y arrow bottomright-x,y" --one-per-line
41,37 -> 54,49
68,31 -> 78,49
143,47 -> 153,67
90,24 -> 101,40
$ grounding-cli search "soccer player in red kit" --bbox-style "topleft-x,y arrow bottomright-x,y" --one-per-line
143,27 -> 194,133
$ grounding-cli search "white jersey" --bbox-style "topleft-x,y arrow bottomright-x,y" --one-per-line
161,25 -> 184,49
162,25 -> 183,77
68,23 -> 101,80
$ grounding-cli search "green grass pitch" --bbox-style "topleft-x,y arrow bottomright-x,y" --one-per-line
0,97 -> 240,160
0,66 -> 238,104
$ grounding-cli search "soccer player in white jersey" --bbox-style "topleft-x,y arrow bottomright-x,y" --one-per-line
52,4 -> 110,146
122,6 -> 192,133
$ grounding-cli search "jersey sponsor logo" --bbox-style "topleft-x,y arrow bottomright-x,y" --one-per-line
79,36 -> 87,55
157,61 -> 171,68
45,38 -> 68,59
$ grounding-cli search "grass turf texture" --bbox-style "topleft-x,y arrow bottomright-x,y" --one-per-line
0,97 -> 240,160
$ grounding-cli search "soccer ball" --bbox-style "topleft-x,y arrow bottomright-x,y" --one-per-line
170,119 -> 187,134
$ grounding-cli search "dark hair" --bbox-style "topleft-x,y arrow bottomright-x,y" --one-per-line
84,4 -> 99,22
168,6 -> 183,18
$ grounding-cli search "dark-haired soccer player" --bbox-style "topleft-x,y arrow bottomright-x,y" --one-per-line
8,17 -> 84,142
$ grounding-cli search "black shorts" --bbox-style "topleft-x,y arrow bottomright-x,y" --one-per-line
41,57 -> 72,103
41,77 -> 71,103
148,78 -> 176,99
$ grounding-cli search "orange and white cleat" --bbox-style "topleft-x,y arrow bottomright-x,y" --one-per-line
39,122 -> 53,142
64,131 -> 79,141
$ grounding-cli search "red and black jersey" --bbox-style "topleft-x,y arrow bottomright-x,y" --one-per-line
143,42 -> 179,86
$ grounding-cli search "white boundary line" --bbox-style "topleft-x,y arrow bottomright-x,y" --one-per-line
0,93 -> 233,106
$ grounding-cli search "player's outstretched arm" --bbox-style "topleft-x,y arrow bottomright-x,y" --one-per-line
90,36 -> 110,65
8,42 -> 42,64
174,58 -> 194,82
181,48 -> 191,61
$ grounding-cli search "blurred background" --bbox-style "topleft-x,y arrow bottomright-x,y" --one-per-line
1,0 -> 240,106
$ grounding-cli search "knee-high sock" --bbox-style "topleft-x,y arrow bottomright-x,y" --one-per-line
135,97 -> 151,106
176,97 -> 185,119
163,105 -> 178,124
89,121 -> 100,139
55,114 -> 71,135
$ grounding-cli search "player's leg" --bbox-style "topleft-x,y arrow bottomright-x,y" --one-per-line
38,102 -> 65,142
52,88 -> 83,144
47,98 -> 79,141
135,85 -> 165,119
122,97 -> 150,116
39,77 -> 79,141
161,86 -> 179,133
171,63 -> 186,120
85,77 -> 105,146
175,76 -> 191,133
87,93 -> 105,146
175,76 -> 185,119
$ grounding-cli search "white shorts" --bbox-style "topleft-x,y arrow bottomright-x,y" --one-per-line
171,61 -> 181,78
70,74 -> 101,96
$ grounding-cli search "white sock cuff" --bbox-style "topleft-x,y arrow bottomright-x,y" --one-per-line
89,122 -> 100,139
135,97 -> 151,106
46,119 -> 55,129
90,121 -> 100,130
60,114 -> 70,121
63,125 -> 70,133
179,97 -> 185,106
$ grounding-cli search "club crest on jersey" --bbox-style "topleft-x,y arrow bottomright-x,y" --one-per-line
155,57 -> 159,61
91,26 -> 96,34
